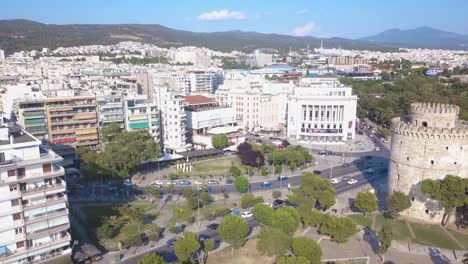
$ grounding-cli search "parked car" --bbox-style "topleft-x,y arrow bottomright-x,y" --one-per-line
207,223 -> 219,231
151,180 -> 164,186
123,179 -> 135,187
277,176 -> 289,181
207,180 -> 219,185
178,180 -> 191,185
375,147 -> 380,151
241,211 -> 253,219
166,181 -> 177,185
260,181 -> 273,187
330,178 -> 341,184
197,186 -> 212,192
166,238 -> 176,248
198,234 -> 210,241
347,179 -> 358,185
312,170 -> 322,175
272,199 -> 285,209
225,179 -> 234,184
365,168 -> 375,173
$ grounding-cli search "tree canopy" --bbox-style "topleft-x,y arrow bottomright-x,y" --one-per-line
387,191 -> 411,219
276,256 -> 308,264
241,193 -> 264,209
217,215 -> 250,249
256,226 -> 291,257
288,172 -> 336,210
234,176 -> 250,193
211,134 -> 229,149
138,253 -> 166,264
292,236 -> 322,264
173,232 -> 201,263
355,191 -> 378,215
320,215 -> 359,243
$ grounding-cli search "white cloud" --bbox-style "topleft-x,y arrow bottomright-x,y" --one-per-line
198,10 -> 246,21
297,9 -> 310,14
293,22 -> 317,36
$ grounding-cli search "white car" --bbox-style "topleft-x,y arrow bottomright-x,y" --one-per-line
194,180 -> 203,185
347,179 -> 358,185
365,168 -> 375,173
375,147 -> 380,151
151,180 -> 164,186
123,179 -> 135,186
241,211 -> 253,219
166,181 -> 177,185
330,178 -> 341,184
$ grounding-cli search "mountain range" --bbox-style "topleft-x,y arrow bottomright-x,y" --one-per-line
0,20 -> 466,54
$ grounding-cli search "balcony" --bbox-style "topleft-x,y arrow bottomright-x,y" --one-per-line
21,183 -> 66,197
24,209 -> 69,225
27,223 -> 70,239
0,234 -> 71,262
23,195 -> 67,210
50,119 -> 97,125
1,167 -> 65,186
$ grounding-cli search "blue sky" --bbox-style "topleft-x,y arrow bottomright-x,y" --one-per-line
2,0 -> 468,38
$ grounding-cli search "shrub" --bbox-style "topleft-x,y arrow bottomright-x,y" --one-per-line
272,190 -> 282,199
187,216 -> 195,224
169,226 -> 180,234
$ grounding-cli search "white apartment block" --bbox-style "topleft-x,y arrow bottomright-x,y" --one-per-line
189,71 -> 213,94
123,95 -> 160,142
0,125 -> 71,264
0,49 -> 5,62
160,92 -> 187,152
287,77 -> 357,143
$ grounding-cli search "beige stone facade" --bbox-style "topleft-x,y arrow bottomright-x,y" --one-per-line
388,102 -> 468,222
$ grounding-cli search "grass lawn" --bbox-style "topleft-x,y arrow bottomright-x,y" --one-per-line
409,222 -> 462,250
324,260 -> 367,264
446,228 -> 468,249
192,156 -> 241,177
347,214 -> 372,228
167,204 -> 195,226
207,239 -> 274,264
80,205 -> 120,228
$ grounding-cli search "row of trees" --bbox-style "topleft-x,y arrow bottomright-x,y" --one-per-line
79,123 -> 161,178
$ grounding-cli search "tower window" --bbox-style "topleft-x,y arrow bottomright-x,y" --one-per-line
411,197 -> 415,202
431,160 -> 434,165
422,121 -> 428,127
446,147 -> 448,150
425,210 -> 429,214
454,162 -> 457,165
397,174 -> 400,181
407,157 -> 409,161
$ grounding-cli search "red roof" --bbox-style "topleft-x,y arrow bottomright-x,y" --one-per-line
185,95 -> 215,105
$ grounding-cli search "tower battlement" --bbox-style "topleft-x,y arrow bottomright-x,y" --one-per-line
391,117 -> 468,139
410,102 -> 460,115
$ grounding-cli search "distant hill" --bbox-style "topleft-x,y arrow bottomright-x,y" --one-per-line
360,26 -> 468,49
0,19 -> 389,54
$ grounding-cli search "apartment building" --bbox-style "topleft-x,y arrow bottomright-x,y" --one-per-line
44,91 -> 99,150
14,94 -> 47,140
0,124 -> 71,264
287,77 -> 357,143
97,96 -> 124,129
0,49 -> 5,62
123,95 -> 159,142
160,92 -> 187,152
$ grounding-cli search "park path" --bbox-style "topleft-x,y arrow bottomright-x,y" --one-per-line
405,220 -> 416,239
370,214 -> 377,230
441,226 -> 465,250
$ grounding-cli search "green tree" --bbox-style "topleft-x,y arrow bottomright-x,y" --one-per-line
271,206 -> 300,235
173,232 -> 201,262
421,175 -> 468,225
240,193 -> 264,209
138,253 -> 167,264
300,210 -> 325,228
234,176 -> 249,193
289,161 -> 297,172
355,191 -> 378,216
260,166 -> 269,176
217,215 -> 250,251
102,122 -> 122,143
320,215 -> 359,243
199,238 -> 215,264
292,236 -> 322,264
144,186 -> 160,203
211,134 -> 229,149
119,206 -> 145,233
223,192 -> 229,204
378,224 -> 393,262
275,164 -> 283,174
386,191 -> 412,220
182,189 -> 199,210
256,226 -> 291,257
200,191 -> 214,207
255,157 -> 261,172
276,256 -> 308,264
251,203 -> 274,226
272,190 -> 282,199
287,172 -> 336,211
229,165 -> 242,177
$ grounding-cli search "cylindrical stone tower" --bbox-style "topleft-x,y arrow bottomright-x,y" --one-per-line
388,102 -> 468,222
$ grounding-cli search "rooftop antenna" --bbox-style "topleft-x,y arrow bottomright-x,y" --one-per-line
320,40 -> 323,49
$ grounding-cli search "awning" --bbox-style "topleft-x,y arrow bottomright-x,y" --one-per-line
141,153 -> 184,163
0,246 -> 6,256
208,126 -> 241,135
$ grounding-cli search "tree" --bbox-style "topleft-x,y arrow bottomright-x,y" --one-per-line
182,189 -> 199,210
144,186 -> 160,203
217,215 -> 250,250
275,164 -> 283,174
173,232 -> 201,263
271,206 -> 300,235
229,165 -> 242,177
200,238 -> 215,264
387,191 -> 411,220
256,226 -> 291,257
241,193 -> 264,209
200,191 -> 214,207
320,216 -> 359,243
251,203 -> 274,226
211,134 -> 229,149
102,122 -> 122,143
255,157 -> 261,172
260,166 -> 269,176
289,161 -> 297,172
276,256 -> 308,264
234,176 -> 249,193
272,190 -> 282,199
355,191 -> 378,216
287,172 -> 336,211
300,210 -> 325,227
378,224 -> 393,262
292,237 -> 322,264
421,175 -> 468,225
119,206 -> 145,232
138,253 -> 166,264
223,192 -> 229,204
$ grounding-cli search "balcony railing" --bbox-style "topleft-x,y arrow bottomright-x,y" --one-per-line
0,234 -> 71,261
23,195 -> 67,210
24,209 -> 69,225
21,183 -> 66,196
27,223 -> 70,239
1,167 -> 65,186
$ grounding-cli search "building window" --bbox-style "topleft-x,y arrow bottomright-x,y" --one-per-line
446,147 -> 448,150
11,199 -> 19,207
43,163 -> 52,173
431,160 -> 434,165
15,227 -> 23,234
17,168 -> 25,177
0,152 -> 4,163
397,174 -> 400,181
16,241 -> 24,248
407,157 -> 409,161
13,213 -> 21,221
411,197 -> 415,202
422,121 -> 428,127
454,162 -> 457,165
8,169 -> 16,177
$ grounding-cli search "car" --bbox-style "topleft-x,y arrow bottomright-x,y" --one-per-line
225,179 -> 234,184
277,176 -> 289,181
365,168 -> 375,173
347,179 -> 358,185
312,170 -> 322,175
262,202 -> 273,208
166,181 -> 177,185
241,211 -> 253,219
109,186 -> 118,192
178,180 -> 191,185
342,176 -> 350,181
207,223 -> 219,231
273,199 -> 285,209
260,181 -> 273,187
151,180 -> 164,186
330,178 -> 341,184
198,234 -> 210,241
194,180 -> 203,185
375,147 -> 380,151
166,238 -> 176,248
318,150 -> 326,156
207,180 -> 219,185
123,179 -> 135,186
197,186 -> 212,192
